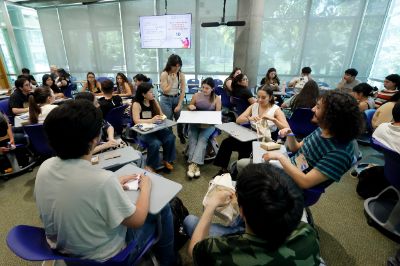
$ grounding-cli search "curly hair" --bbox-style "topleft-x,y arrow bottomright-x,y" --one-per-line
319,91 -> 364,143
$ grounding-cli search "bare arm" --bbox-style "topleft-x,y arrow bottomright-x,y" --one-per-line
279,128 -> 303,153
117,83 -> 132,97
236,105 -> 254,124
132,102 -> 160,124
81,82 -> 88,92
160,71 -> 172,94
177,72 -> 186,107
188,93 -> 197,110
248,97 -> 257,105
225,79 -> 233,91
267,108 -> 289,130
12,107 -> 29,115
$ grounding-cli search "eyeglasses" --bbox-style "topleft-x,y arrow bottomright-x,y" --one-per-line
242,78 -> 248,81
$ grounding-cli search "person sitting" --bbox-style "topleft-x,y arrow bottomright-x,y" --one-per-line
372,91 -> 400,129
17,68 -> 37,86
257,91 -> 363,190
337,68 -> 360,93
281,80 -> 320,117
260,67 -> 280,91
0,113 -> 19,173
81,72 -> 102,94
352,83 -> 375,112
9,77 -> 32,116
133,74 -> 151,97
223,67 -> 241,94
288,66 -> 312,93
28,87 -> 57,124
132,83 -> 176,172
98,79 -> 123,118
186,163 -> 322,266
74,92 -> 119,154
231,73 -> 256,107
35,99 -> 175,265
55,68 -> 71,95
186,78 -> 221,179
213,86 -> 289,176
375,74 -> 400,108
373,101 -> 400,153
115,72 -> 133,97
42,74 -> 64,99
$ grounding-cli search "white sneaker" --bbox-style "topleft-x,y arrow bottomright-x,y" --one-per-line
193,164 -> 200,178
187,163 -> 195,179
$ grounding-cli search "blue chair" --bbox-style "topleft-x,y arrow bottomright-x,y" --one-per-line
364,139 -> 400,240
213,79 -> 223,88
104,105 -> 129,136
357,109 -> 376,145
97,77 -> 112,83
288,108 -> 317,138
316,81 -> 330,88
231,96 -> 249,116
64,83 -> 77,98
6,225 -> 158,265
0,98 -> 14,125
185,79 -> 200,104
215,86 -> 232,110
23,124 -> 55,159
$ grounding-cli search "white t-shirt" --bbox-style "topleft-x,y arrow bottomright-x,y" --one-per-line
35,157 -> 136,261
38,104 -> 58,124
372,123 -> 400,154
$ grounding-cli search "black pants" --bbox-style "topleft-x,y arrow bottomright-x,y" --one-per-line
213,136 -> 252,169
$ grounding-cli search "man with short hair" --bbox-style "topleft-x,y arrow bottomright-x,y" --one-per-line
373,101 -> 400,153
187,163 -> 322,265
337,68 -> 360,93
35,100 -> 175,265
9,77 -> 31,115
288,66 -> 312,93
17,68 -> 37,86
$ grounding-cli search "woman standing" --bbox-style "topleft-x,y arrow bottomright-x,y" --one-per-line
159,54 -> 186,144
132,83 -> 176,172
81,72 -> 102,94
115,73 -> 133,97
186,78 -> 221,179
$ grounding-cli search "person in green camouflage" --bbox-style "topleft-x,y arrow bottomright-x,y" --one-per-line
187,163 -> 322,266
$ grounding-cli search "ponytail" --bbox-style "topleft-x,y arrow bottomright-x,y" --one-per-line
29,95 -> 41,124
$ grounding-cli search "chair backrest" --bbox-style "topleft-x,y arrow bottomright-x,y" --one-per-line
6,225 -> 140,265
231,96 -> 249,116
371,138 -> 400,189
187,79 -> 200,93
104,104 -> 129,135
0,98 -> 14,124
364,109 -> 376,134
288,108 -> 317,138
64,83 -> 77,98
23,124 -> 54,158
214,86 -> 232,109
213,79 -> 223,88
97,77 -> 112,83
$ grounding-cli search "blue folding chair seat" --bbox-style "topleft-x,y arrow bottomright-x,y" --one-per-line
23,124 -> 55,159
104,104 -> 129,136
6,225 -> 157,265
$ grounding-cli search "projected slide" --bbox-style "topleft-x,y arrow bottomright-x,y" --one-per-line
139,14 -> 192,49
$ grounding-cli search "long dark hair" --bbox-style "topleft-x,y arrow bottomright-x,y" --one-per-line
291,80 -> 319,111
57,68 -> 70,80
232,73 -> 247,92
86,72 -> 98,92
42,74 -> 57,91
265,68 -> 280,85
163,54 -> 183,73
202,77 -> 216,103
134,83 -> 160,116
29,87 -> 52,124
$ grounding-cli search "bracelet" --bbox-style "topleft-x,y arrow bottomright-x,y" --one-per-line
287,133 -> 295,137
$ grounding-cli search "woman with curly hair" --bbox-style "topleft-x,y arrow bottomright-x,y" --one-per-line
261,91 -> 364,189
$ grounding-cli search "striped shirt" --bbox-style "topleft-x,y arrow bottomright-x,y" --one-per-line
375,89 -> 398,108
290,128 -> 354,182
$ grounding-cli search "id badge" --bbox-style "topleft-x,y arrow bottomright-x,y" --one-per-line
142,111 -> 152,119
295,153 -> 309,172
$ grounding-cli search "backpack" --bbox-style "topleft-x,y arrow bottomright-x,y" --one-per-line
356,165 -> 390,199
169,197 -> 189,251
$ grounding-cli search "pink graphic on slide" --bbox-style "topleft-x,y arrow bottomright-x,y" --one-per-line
182,37 -> 190,48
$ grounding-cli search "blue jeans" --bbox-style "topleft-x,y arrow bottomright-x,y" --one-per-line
183,214 -> 245,237
159,95 -> 183,137
126,205 -> 175,266
139,128 -> 176,169
187,125 -> 215,165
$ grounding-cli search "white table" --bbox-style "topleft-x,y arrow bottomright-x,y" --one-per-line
215,122 -> 259,142
14,113 -> 29,127
131,119 -> 177,135
177,111 -> 222,125
252,141 -> 287,168
114,164 -> 182,214
94,146 -> 141,170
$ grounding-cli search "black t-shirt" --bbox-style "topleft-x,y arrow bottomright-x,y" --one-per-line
232,86 -> 253,101
9,89 -> 29,115
17,74 -> 36,83
98,95 -> 123,118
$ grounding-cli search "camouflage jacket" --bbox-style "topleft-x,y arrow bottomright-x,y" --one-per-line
193,222 -> 321,266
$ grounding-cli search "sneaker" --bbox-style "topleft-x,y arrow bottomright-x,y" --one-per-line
193,164 -> 200,178
163,161 -> 174,171
187,163 -> 195,179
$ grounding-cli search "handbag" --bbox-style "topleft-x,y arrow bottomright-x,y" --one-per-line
202,173 -> 239,225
